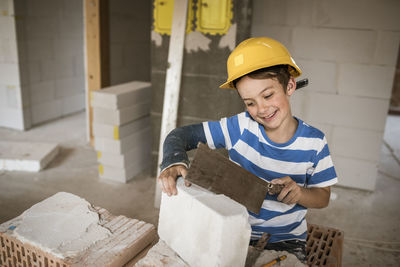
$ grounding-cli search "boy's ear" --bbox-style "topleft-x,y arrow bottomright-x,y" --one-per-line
286,77 -> 296,96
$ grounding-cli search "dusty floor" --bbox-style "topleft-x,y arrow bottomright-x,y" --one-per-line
0,111 -> 399,266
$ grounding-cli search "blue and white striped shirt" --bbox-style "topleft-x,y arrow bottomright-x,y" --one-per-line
202,111 -> 338,243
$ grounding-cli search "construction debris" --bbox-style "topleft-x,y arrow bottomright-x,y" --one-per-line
135,240 -> 189,267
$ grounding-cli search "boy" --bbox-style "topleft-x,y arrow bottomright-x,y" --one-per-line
158,37 -> 337,261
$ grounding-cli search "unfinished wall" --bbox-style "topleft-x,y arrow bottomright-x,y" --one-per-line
251,0 -> 400,190
109,0 -> 151,85
390,46 -> 400,113
14,0 -> 85,127
0,0 -> 25,130
151,0 -> 253,173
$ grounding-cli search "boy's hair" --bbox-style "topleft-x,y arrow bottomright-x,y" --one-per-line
233,65 -> 291,91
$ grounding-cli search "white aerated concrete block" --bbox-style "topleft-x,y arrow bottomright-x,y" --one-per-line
0,141 -> 59,172
95,127 -> 151,154
92,102 -> 150,125
158,179 -> 251,267
292,27 -> 376,63
99,148 -> 151,183
91,81 -> 151,109
334,155 -> 378,191
97,135 -> 151,168
93,116 -> 150,140
338,64 -> 395,99
331,126 -> 384,162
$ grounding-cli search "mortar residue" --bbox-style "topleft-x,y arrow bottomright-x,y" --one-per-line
11,192 -> 111,259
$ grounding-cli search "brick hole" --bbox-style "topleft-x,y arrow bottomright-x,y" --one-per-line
11,241 -> 15,252
6,245 -> 11,257
313,231 -> 322,239
321,242 -> 326,250
23,261 -> 27,267
331,231 -> 337,238
0,236 -> 4,247
318,251 -> 323,259
22,246 -> 25,256
56,262 -> 60,267
44,256 -> 49,267
313,245 -> 318,253
32,252 -> 37,262
327,248 -> 331,256
323,257 -> 328,265
17,250 -> 21,261
329,239 -> 333,247
27,255 -> 31,265
310,239 -> 315,247
310,255 -> 315,262
13,255 -> 17,266
323,233 -> 329,241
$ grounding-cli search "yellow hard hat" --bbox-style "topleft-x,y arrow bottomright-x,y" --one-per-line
220,37 -> 302,89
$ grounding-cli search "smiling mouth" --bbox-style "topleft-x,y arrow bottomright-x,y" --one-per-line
262,110 -> 277,121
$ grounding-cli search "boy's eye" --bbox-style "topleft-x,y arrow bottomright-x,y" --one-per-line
264,94 -> 273,99
245,102 -> 254,107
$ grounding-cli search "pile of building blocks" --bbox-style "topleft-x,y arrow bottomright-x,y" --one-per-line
0,193 -> 156,267
156,178 -> 252,267
92,81 -> 152,183
306,224 -> 344,267
0,141 -> 59,172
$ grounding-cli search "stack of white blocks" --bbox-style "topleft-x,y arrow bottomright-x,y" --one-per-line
92,81 -> 152,183
158,179 -> 251,267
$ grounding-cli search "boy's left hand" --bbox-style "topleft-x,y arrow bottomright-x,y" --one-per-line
271,176 -> 303,205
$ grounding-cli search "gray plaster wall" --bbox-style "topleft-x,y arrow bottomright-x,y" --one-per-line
109,0 -> 151,85
150,0 -> 253,173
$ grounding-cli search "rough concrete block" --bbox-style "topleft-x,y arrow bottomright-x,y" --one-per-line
97,134 -> 151,168
91,81 -> 151,109
93,116 -> 150,140
334,155 -> 378,191
331,126 -> 384,162
158,179 -> 251,267
135,240 -> 189,267
99,149 -> 151,183
0,141 -> 58,172
27,39 -> 54,61
374,31 -> 400,66
338,63 -> 395,99
296,59 -> 337,94
292,28 -> 376,63
314,0 -> 400,31
306,92 -> 390,131
92,102 -> 150,125
94,127 -> 151,154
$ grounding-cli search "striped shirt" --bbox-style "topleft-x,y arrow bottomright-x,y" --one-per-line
202,111 -> 338,243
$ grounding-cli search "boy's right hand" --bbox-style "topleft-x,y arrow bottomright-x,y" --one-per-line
158,165 -> 191,196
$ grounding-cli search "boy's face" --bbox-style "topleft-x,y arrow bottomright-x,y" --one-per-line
236,76 -> 296,132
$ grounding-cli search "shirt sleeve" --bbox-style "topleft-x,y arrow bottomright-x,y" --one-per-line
202,114 -> 242,150
307,136 -> 338,188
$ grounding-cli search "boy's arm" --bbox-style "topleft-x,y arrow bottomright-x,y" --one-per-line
159,123 -> 206,196
271,177 -> 331,208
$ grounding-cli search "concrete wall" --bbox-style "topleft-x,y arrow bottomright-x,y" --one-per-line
13,0 -> 85,127
0,0 -> 25,130
251,0 -> 400,190
390,46 -> 400,112
109,0 -> 151,85
150,0 -> 253,173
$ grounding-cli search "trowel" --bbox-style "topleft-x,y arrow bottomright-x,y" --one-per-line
185,143 -> 284,214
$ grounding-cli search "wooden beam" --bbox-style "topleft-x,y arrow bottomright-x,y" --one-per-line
154,0 -> 189,207
84,0 -> 110,145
